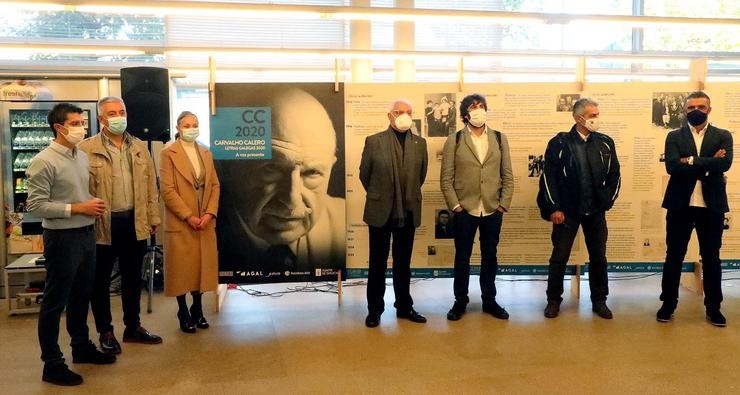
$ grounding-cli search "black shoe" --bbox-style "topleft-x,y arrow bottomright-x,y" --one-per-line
42,363 -> 83,386
446,302 -> 467,321
178,312 -> 196,334
706,310 -> 726,327
656,303 -> 675,323
544,301 -> 560,318
194,316 -> 210,329
396,309 -> 427,323
72,341 -> 116,365
592,302 -> 613,319
99,331 -> 121,355
123,326 -> 163,344
190,306 -> 208,329
482,301 -> 510,320
365,314 -> 381,328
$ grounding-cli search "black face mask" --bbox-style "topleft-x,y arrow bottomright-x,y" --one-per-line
686,109 -> 708,126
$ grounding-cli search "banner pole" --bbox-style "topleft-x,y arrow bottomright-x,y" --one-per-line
575,56 -> 586,92
334,57 -> 340,93
457,57 -> 464,92
209,56 -> 217,116
337,270 -> 343,306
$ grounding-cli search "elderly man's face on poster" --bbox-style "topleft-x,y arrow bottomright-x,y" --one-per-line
238,89 -> 337,245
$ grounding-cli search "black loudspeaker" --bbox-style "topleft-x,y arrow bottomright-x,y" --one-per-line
120,66 -> 171,142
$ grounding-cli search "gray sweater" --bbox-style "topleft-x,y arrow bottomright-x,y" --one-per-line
26,141 -> 95,229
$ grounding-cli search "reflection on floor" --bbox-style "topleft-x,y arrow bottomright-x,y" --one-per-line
1,275 -> 739,394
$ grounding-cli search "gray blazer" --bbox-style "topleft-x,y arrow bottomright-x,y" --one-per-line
440,127 -> 514,213
359,127 -> 428,228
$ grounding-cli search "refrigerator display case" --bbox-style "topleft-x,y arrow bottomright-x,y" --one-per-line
1,102 -> 98,235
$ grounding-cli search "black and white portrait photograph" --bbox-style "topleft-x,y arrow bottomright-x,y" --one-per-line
213,83 -> 346,283
434,209 -> 455,239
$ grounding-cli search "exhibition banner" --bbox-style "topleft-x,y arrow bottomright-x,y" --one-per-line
212,83 -> 346,283
210,81 -> 740,283
344,82 -> 740,277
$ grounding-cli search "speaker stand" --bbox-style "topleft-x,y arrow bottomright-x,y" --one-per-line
144,139 -> 163,314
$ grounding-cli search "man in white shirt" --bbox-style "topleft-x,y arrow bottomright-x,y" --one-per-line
440,94 -> 514,321
659,91 -> 733,327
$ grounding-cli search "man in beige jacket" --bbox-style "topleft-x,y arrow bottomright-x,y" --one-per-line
440,93 -> 514,321
78,96 -> 162,355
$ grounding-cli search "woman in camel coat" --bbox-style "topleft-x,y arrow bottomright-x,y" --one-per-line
160,111 -> 220,333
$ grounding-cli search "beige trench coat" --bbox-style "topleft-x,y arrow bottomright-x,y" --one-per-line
159,140 -> 220,297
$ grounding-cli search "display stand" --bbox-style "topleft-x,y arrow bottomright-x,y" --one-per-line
680,261 -> 703,296
214,272 -> 344,312
571,263 -> 581,300
215,283 -> 227,313
337,271 -> 343,306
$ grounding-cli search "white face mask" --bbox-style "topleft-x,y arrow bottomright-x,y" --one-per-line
467,108 -> 487,128
393,113 -> 412,131
582,117 -> 600,132
62,125 -> 86,145
180,127 -> 200,142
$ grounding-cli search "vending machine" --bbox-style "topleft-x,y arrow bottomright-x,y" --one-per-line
1,80 -> 101,239
1,101 -> 98,233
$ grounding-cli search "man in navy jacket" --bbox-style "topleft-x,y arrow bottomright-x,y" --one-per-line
538,97 -> 621,319
658,91 -> 733,327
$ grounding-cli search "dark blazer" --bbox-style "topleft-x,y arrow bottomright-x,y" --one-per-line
662,124 -> 733,213
359,127 -> 428,228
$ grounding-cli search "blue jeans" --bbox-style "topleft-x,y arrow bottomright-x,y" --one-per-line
38,225 -> 96,366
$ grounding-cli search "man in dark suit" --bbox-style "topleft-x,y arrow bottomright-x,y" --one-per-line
360,99 -> 428,328
658,91 -> 733,327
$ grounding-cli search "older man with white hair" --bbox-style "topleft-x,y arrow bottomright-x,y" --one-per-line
78,96 -> 162,355
359,99 -> 428,328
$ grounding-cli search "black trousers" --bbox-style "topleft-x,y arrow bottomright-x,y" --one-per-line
661,207 -> 724,310
546,212 -> 609,303
366,218 -> 416,315
453,210 -> 503,305
38,225 -> 96,366
91,211 -> 147,333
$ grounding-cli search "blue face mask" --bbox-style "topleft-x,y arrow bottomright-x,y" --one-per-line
106,116 -> 127,135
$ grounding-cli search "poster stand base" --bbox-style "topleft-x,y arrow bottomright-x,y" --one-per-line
213,272 -> 344,313
571,263 -> 581,300
337,271 -> 343,306
215,283 -> 228,313
680,261 -> 703,296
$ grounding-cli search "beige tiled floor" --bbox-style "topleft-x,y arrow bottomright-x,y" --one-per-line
1,275 -> 739,394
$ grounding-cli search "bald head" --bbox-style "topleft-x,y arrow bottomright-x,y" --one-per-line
269,88 -> 337,157
233,88 -> 339,245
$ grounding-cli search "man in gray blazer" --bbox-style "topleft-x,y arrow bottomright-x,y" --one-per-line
360,99 -> 428,328
440,93 -> 514,321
